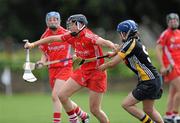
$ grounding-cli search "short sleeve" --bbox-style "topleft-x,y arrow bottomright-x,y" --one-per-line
61,33 -> 72,42
85,33 -> 99,44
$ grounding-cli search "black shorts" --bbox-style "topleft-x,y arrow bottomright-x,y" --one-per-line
132,77 -> 163,101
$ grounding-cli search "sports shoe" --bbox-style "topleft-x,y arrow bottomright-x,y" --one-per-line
173,116 -> 180,123
163,115 -> 174,123
81,114 -> 90,123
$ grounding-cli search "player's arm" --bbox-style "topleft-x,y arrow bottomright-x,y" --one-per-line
99,39 -> 135,71
24,35 -> 62,49
36,53 -> 47,69
95,37 -> 119,52
98,53 -> 123,71
156,44 -> 164,68
24,32 -> 71,49
39,53 -> 47,63
156,43 -> 171,75
39,52 -> 47,64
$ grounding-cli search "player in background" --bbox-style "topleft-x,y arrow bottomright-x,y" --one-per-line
37,12 -> 89,123
98,20 -> 164,123
156,13 -> 180,123
24,14 -> 118,123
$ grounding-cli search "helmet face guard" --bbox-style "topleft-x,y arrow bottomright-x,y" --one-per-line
66,19 -> 76,30
46,11 -> 61,30
66,14 -> 88,35
116,20 -> 138,41
166,13 -> 179,29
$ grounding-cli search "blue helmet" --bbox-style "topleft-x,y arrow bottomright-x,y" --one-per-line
116,20 -> 138,36
45,11 -> 61,26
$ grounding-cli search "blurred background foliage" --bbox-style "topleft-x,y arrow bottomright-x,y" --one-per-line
0,0 -> 180,41
0,0 -> 179,92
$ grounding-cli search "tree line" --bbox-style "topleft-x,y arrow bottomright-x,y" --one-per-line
0,0 -> 179,43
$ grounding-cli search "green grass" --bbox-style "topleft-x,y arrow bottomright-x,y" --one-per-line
0,91 -> 167,123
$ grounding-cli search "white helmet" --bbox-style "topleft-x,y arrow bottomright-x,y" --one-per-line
46,11 -> 61,30
166,13 -> 179,29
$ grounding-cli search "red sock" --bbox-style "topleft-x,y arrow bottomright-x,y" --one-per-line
67,109 -> 79,123
74,107 -> 88,120
166,112 -> 173,116
53,112 -> 61,123
173,111 -> 179,115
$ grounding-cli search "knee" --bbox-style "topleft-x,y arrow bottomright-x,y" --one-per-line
121,101 -> 129,110
90,106 -> 100,116
58,91 -> 68,104
51,91 -> 58,102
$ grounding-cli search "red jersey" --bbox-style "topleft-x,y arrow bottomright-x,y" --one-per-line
39,26 -> 72,68
157,28 -> 180,67
61,28 -> 104,70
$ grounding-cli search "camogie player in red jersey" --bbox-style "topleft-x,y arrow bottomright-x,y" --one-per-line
25,14 -> 117,123
37,12 -> 89,123
156,13 -> 180,123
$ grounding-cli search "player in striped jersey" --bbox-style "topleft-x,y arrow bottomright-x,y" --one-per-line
99,20 -> 164,123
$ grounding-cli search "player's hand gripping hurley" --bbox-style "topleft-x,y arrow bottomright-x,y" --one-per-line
161,64 -> 173,76
22,39 -> 37,82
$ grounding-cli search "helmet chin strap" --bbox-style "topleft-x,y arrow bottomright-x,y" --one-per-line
77,22 -> 85,30
120,30 -> 131,42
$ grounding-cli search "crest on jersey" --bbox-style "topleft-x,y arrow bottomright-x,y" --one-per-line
170,37 -> 175,43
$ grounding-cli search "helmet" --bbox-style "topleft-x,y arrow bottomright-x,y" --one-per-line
117,20 -> 138,35
45,11 -> 61,30
166,13 -> 179,23
67,14 -> 88,26
66,14 -> 88,36
166,13 -> 179,29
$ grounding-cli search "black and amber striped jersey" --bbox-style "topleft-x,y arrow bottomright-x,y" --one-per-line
118,37 -> 159,82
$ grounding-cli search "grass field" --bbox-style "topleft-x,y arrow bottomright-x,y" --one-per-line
0,91 -> 167,123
